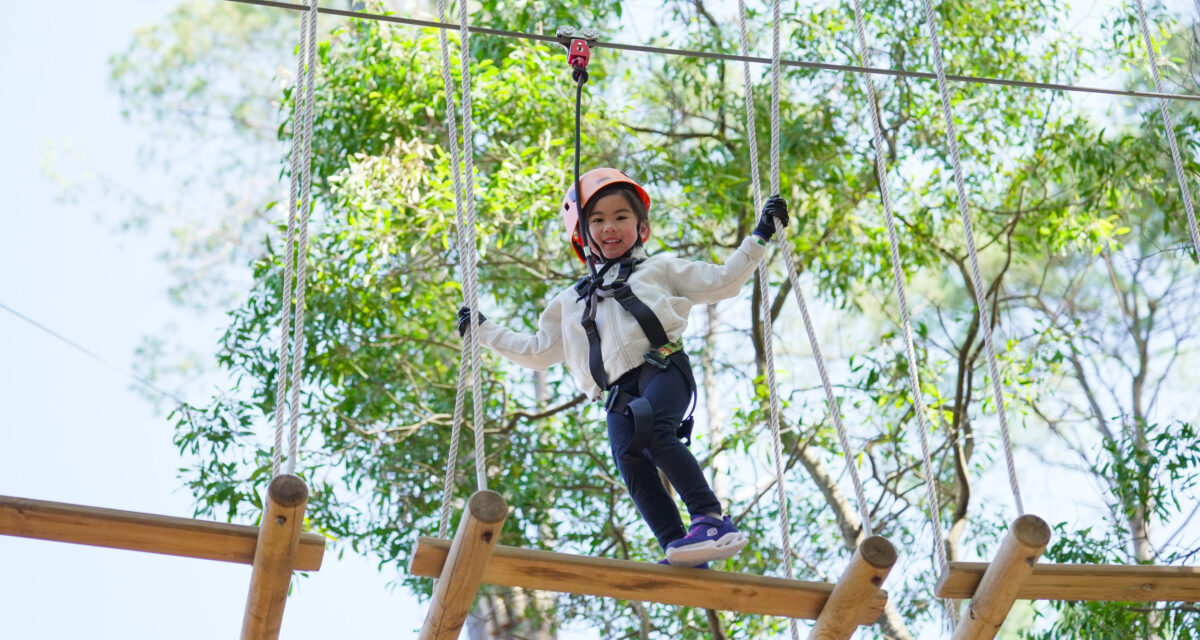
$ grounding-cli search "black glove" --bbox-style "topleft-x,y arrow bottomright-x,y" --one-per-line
753,194 -> 790,241
457,306 -> 486,337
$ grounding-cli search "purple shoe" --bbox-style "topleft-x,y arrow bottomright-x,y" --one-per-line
664,515 -> 748,566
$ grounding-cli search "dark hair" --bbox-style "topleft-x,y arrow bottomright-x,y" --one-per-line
583,184 -> 649,227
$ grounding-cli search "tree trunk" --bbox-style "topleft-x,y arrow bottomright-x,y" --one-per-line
467,589 -> 556,639
703,303 -> 728,497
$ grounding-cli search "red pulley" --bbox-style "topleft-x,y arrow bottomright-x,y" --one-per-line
567,38 -> 591,71
555,26 -> 599,76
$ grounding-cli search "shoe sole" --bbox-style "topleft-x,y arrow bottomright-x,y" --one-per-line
664,531 -> 748,566
656,562 -> 710,570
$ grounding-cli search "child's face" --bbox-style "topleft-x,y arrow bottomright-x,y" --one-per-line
587,193 -> 648,260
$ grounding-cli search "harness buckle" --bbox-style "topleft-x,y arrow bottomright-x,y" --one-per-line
604,385 -> 625,412
643,340 -> 683,370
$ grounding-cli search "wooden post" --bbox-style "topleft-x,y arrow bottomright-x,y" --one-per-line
417,490 -> 508,640
809,536 -> 897,640
951,514 -> 1051,640
240,475 -> 310,640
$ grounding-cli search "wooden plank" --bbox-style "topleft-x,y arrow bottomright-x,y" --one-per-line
810,535 -> 897,640
951,514 -> 1050,640
938,562 -> 1200,602
241,475 -> 310,640
419,491 -> 508,640
0,494 -> 325,571
411,537 -> 888,623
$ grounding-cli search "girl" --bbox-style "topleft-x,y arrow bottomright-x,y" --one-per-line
458,168 -> 788,566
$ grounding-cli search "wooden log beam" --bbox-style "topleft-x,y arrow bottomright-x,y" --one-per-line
418,490 -> 508,640
0,494 -> 324,570
938,562 -> 1200,602
240,475 -> 310,640
950,514 -> 1051,640
411,538 -> 888,623
809,536 -> 897,640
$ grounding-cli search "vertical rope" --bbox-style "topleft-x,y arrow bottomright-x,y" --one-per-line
917,0 -> 1025,514
1132,0 -> 1200,260
435,0 -> 488,532
846,0 -> 951,598
758,276 -> 803,640
273,0 -> 319,478
766,0 -> 878,538
442,348 -> 473,538
738,5 -> 798,636
434,0 -> 469,539
458,0 -> 487,495
285,0 -> 320,477
849,8 -> 960,629
272,7 -> 307,479
769,0 -> 782,198
756,262 -> 800,640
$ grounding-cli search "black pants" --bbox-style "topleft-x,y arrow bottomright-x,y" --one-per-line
606,362 -> 722,549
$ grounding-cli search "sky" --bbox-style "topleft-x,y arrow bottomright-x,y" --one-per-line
0,2 -> 429,637
1,1 -> 1194,639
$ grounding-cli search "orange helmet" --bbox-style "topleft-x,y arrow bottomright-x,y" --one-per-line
562,168 -> 651,262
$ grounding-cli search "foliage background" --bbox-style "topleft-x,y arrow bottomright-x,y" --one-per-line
10,0 -> 1200,638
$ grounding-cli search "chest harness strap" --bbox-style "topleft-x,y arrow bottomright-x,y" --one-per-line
575,258 -> 697,462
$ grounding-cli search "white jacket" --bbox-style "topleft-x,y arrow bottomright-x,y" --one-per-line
477,235 -> 769,399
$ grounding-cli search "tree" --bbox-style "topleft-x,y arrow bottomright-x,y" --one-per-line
100,0 -> 1200,637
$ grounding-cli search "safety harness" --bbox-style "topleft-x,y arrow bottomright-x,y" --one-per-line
574,257 -> 697,462
556,27 -> 697,462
